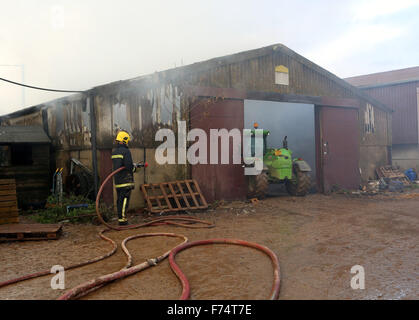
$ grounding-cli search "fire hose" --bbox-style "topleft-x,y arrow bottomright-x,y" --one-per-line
0,167 -> 214,291
57,232 -> 189,300
169,239 -> 280,300
0,167 -> 281,300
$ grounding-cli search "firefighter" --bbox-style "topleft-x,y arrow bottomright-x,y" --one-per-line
111,130 -> 138,226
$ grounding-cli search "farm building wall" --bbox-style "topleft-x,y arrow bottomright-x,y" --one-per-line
392,144 -> 419,173
358,103 -> 392,180
360,81 -> 419,145
359,82 -> 418,172
92,87 -> 188,208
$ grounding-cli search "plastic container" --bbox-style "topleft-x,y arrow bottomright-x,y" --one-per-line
404,168 -> 417,182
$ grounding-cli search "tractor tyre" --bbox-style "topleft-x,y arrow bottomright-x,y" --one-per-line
286,166 -> 311,196
248,171 -> 269,199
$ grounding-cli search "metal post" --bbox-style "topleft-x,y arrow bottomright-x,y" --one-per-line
89,93 -> 99,197
57,169 -> 63,205
143,147 -> 147,184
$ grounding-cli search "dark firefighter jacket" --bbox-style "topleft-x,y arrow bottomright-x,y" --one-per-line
112,144 -> 136,188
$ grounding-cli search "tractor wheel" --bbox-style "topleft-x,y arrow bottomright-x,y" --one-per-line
286,166 -> 311,196
248,171 -> 269,199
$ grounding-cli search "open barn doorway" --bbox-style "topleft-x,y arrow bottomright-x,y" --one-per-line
244,100 -> 316,196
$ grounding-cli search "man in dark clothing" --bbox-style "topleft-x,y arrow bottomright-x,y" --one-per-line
111,130 -> 137,226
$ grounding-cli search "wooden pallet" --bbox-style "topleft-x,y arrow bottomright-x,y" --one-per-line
140,179 -> 208,214
0,179 -> 19,225
376,166 -> 411,186
0,224 -> 62,241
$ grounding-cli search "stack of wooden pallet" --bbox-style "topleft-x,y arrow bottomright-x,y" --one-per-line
0,179 -> 19,225
376,166 -> 411,186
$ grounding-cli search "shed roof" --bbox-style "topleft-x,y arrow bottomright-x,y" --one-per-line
345,66 -> 419,88
0,126 -> 51,143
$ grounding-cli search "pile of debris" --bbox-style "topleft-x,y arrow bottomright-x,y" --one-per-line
359,166 -> 418,195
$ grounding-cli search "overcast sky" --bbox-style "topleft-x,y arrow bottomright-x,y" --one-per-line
1,0 -> 418,115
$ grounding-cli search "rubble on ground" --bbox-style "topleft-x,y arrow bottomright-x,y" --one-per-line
354,166 -> 418,196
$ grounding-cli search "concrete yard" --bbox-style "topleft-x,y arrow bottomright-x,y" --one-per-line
0,191 -> 418,300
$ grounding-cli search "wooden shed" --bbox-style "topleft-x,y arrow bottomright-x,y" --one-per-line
0,126 -> 51,209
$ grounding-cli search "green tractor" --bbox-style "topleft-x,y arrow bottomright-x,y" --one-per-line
246,124 -> 312,199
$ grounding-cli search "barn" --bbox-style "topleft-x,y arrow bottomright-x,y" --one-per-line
346,66 -> 419,173
0,44 -> 393,208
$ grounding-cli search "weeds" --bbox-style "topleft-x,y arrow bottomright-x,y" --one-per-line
26,194 -> 112,224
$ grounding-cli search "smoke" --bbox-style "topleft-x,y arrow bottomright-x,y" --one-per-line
1,0 -> 418,115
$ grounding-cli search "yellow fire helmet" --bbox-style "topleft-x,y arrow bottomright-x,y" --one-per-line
116,131 -> 131,145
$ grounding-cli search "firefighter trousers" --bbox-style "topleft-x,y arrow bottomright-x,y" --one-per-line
116,187 -> 132,223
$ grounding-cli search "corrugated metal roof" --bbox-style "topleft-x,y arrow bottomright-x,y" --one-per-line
0,126 -> 51,143
345,66 -> 419,88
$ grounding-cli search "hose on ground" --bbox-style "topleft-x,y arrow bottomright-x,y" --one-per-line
0,228 -> 117,289
1,167 -> 281,300
57,232 -> 188,300
0,167 -> 214,290
169,239 -> 281,300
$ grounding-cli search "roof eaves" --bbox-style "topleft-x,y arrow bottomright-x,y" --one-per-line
91,44 -> 280,93
355,78 -> 419,89
0,92 -> 86,121
0,126 -> 51,143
